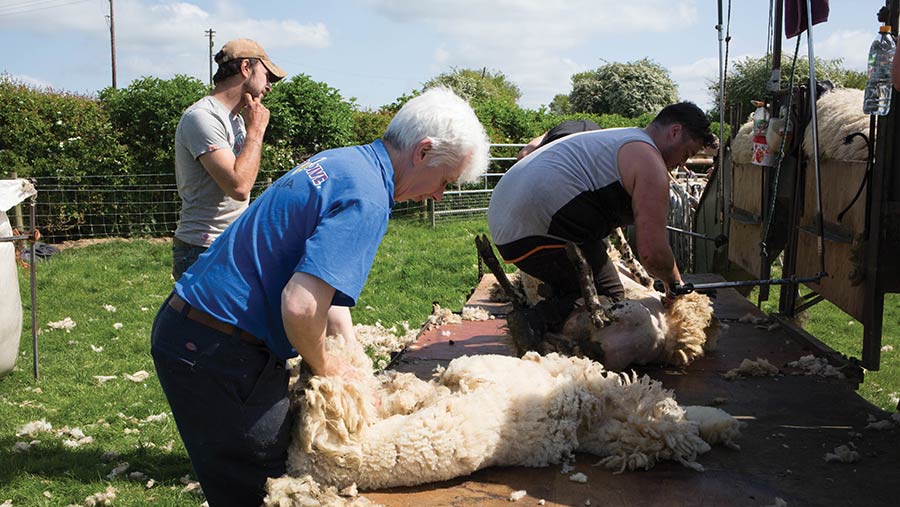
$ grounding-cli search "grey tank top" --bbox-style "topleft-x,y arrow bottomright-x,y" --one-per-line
487,127 -> 658,261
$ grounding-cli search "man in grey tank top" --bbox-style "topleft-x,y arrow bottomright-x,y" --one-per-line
173,39 -> 286,280
488,102 -> 716,329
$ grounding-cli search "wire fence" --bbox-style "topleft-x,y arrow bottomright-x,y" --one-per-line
10,145 -> 711,248
8,145 -> 520,242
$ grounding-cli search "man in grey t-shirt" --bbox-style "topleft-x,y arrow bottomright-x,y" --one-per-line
488,102 -> 716,326
173,38 -> 286,280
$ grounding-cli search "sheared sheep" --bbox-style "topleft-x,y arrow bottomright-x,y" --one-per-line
537,263 -> 718,371
268,333 -> 740,497
504,243 -> 718,371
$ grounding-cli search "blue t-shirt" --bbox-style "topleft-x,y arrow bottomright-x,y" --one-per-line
175,140 -> 395,359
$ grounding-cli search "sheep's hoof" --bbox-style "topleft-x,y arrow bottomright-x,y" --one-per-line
506,307 -> 545,354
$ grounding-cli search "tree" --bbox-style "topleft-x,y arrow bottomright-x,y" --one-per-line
708,55 -> 867,119
423,68 -> 521,105
99,75 -> 207,176
547,94 -> 571,115
264,74 -> 355,156
569,59 -> 679,117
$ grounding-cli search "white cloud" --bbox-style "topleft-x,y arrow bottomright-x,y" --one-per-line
671,57 -> 720,110
367,0 -> 700,108
0,0 -> 107,33
433,46 -> 450,65
367,0 -> 698,37
815,29 -> 870,71
2,0 -> 330,90
2,73 -> 55,91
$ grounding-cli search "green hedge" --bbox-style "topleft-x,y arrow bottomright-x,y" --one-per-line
1,74 -> 722,240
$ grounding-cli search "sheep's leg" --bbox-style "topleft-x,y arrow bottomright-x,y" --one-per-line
475,234 -> 526,307
609,228 -> 653,288
565,242 -> 612,328
475,234 -> 545,354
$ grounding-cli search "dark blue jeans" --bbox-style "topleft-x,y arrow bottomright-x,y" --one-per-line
151,294 -> 292,507
172,237 -> 207,281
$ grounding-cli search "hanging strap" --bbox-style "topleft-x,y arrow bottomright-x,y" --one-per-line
760,36 -> 802,261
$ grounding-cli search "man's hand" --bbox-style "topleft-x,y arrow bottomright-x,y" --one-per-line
241,92 -> 270,132
317,353 -> 360,381
662,283 -> 684,308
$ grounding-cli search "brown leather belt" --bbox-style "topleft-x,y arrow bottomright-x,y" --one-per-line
168,293 -> 264,346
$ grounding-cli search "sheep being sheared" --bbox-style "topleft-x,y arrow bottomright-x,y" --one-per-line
270,334 -> 739,497
502,234 -> 719,371
538,261 -> 718,371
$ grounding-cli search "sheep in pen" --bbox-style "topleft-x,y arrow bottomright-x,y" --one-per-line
264,234 -> 735,506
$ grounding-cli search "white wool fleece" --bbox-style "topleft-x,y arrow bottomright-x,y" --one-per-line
281,336 -> 739,492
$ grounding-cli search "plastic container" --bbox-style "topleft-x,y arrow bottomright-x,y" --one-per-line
863,25 -> 896,116
750,101 -> 775,166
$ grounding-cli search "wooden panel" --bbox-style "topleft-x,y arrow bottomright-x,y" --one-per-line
727,220 -> 762,277
796,230 -> 864,321
732,163 -> 764,214
802,160 -> 867,233
796,159 -> 868,321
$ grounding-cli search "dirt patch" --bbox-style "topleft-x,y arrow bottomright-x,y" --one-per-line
52,237 -> 171,251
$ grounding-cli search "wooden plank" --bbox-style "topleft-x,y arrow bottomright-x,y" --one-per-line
802,160 -> 867,233
732,162 -> 764,213
795,230 -> 863,320
796,159 -> 868,321
728,220 -> 762,276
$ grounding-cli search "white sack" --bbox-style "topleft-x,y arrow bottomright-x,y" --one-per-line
0,179 -> 36,377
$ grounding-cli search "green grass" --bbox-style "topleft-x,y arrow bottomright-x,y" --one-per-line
1,218 -> 897,504
0,219 -> 493,505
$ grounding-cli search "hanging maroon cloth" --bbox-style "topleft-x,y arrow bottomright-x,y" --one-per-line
785,0 -> 830,38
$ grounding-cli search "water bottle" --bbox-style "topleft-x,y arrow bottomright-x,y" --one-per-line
863,25 -> 896,116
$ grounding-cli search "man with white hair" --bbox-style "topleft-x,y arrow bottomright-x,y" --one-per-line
151,87 -> 490,506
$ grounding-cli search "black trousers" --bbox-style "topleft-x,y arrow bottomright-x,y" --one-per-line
512,238 -> 624,325
150,294 -> 292,507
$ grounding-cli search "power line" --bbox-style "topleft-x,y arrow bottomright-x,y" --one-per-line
0,0 -> 91,17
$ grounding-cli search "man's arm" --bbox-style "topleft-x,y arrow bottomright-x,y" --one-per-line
282,272 -> 354,376
199,93 -> 270,201
326,305 -> 356,343
618,143 -> 682,290
893,45 -> 900,91
516,132 -> 547,160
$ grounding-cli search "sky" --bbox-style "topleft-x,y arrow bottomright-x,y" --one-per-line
0,0 -> 884,113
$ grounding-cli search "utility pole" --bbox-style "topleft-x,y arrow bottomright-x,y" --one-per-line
107,0 -> 117,88
206,28 -> 216,86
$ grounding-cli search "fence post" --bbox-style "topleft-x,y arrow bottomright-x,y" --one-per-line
428,198 -> 435,227
11,171 -> 25,231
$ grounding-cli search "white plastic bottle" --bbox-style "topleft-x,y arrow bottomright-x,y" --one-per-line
863,25 -> 896,116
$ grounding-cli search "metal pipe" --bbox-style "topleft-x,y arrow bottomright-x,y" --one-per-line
29,197 -> 38,381
666,226 -> 728,247
769,0 -> 784,95
805,0 -> 827,277
674,273 -> 824,294
717,0 -> 727,226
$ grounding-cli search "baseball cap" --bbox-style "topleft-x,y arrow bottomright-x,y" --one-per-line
215,38 -> 287,82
